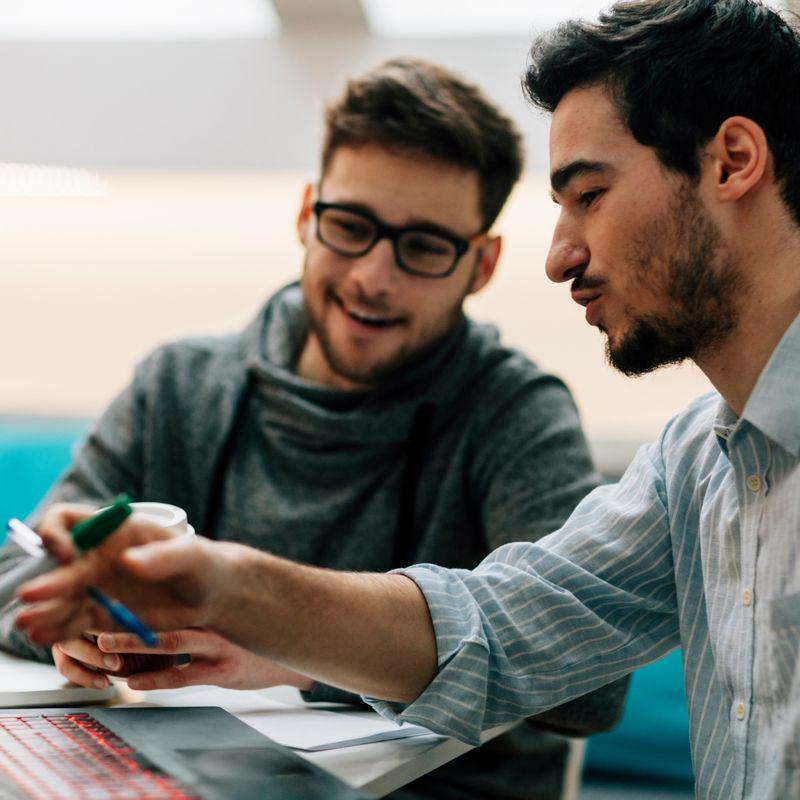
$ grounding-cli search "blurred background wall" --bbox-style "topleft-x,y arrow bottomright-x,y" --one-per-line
3,0 -> 794,443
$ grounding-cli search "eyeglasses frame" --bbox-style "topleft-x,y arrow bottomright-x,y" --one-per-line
311,200 -> 484,279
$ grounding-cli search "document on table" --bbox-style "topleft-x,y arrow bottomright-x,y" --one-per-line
137,685 -> 440,751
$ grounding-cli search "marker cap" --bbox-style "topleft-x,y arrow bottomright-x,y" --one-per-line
71,495 -> 133,552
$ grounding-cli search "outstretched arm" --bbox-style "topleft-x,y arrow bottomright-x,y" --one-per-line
15,507 -> 438,705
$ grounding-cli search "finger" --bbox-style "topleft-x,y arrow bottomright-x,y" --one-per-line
17,552 -> 103,603
57,637 -> 122,672
20,518 -> 176,603
37,503 -> 96,563
52,645 -> 110,690
98,629 -> 207,656
16,600 -> 107,646
39,502 -> 97,530
120,538 -> 201,581
60,634 -> 175,676
24,615 -> 97,647
17,597 -> 94,631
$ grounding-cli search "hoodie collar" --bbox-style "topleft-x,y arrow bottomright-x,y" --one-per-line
240,282 -> 504,445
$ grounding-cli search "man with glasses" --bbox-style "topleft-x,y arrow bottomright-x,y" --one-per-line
3,59 -> 627,799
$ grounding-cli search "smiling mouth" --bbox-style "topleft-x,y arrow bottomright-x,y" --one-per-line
332,292 -> 405,328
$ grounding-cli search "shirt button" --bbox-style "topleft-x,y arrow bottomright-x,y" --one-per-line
735,703 -> 746,721
742,588 -> 752,607
746,474 -> 762,492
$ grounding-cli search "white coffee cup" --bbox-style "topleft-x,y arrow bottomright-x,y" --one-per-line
129,502 -> 195,536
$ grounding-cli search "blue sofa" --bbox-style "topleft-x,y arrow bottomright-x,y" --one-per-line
0,416 -> 694,792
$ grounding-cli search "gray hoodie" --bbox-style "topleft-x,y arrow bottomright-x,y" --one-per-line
1,283 -> 627,799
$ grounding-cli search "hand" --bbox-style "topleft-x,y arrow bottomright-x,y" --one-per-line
52,628 -> 314,692
15,503 -> 234,646
95,628 -> 314,691
52,633 -> 176,690
16,505 -> 437,705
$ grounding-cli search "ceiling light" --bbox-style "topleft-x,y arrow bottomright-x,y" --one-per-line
0,164 -> 109,197
0,0 -> 279,41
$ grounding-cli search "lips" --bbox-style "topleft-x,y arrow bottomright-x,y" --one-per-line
332,292 -> 405,329
571,290 -> 603,326
584,297 -> 602,326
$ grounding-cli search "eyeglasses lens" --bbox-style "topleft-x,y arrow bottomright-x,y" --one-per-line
317,206 -> 457,277
318,208 -> 376,253
397,232 -> 457,276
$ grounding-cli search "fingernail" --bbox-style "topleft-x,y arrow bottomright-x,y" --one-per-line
103,655 -> 120,670
102,635 -> 115,649
94,677 -> 107,689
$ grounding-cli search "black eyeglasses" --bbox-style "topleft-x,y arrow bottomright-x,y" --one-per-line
312,200 -> 483,278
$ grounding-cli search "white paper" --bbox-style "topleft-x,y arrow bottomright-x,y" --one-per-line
137,684 -> 437,750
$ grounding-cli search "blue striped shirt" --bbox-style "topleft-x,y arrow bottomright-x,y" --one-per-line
372,313 -> 800,799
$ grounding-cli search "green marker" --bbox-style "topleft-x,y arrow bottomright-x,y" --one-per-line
0,495 -> 157,647
71,494 -> 133,552
70,495 -> 158,647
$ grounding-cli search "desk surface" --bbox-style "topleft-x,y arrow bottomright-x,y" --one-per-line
0,645 -> 509,800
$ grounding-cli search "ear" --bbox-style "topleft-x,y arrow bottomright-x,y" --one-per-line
296,183 -> 315,245
467,235 -> 502,295
705,116 -> 768,204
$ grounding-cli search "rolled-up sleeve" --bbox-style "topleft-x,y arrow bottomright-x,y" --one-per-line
368,440 -> 681,745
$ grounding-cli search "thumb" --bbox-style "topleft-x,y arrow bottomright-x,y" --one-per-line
120,537 -> 198,582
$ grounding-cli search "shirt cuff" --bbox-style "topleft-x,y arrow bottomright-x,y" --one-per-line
362,564 -> 491,747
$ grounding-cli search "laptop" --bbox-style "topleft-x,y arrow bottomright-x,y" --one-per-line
0,705 -> 366,799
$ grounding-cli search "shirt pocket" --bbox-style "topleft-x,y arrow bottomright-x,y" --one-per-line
767,591 -> 800,709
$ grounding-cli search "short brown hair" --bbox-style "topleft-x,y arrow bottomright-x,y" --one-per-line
322,58 -> 524,230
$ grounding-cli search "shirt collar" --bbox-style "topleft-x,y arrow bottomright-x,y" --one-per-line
738,311 -> 800,457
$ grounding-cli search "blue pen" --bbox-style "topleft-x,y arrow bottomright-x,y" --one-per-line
70,497 -> 159,648
2,510 -> 157,648
85,587 -> 157,647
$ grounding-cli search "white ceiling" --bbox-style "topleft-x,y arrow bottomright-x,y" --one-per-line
362,0 -> 606,37
0,0 -> 793,173
0,0 -> 621,40
0,0 -> 791,40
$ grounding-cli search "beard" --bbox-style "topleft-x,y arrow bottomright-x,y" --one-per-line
300,259 -> 476,387
607,182 -> 747,376
308,294 -> 418,386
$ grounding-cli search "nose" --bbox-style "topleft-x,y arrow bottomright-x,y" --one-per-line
545,213 -> 590,284
347,237 -> 399,297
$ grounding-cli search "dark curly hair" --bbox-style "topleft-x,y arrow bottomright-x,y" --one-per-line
524,0 -> 800,225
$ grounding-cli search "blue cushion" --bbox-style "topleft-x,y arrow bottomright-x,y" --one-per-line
585,649 -> 693,783
0,417 -> 88,526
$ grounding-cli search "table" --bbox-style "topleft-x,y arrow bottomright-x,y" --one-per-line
1,650 -> 582,800
114,682 -> 515,798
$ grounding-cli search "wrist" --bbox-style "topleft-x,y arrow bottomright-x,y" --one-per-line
202,541 -> 278,647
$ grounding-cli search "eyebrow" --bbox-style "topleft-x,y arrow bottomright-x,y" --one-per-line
549,160 -> 612,201
323,199 -> 471,239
